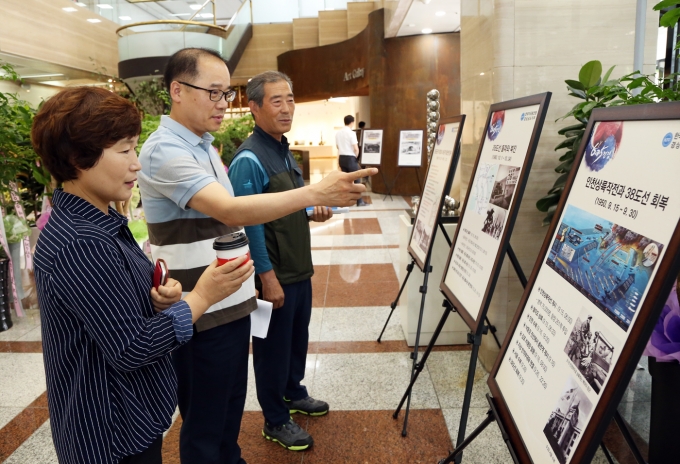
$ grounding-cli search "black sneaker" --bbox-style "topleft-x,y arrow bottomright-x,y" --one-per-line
262,419 -> 313,451
285,396 -> 330,416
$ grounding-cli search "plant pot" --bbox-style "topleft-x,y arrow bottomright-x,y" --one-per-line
648,356 -> 680,463
0,258 -> 13,332
8,242 -> 24,301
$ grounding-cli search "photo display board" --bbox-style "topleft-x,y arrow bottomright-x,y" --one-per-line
398,130 -> 424,167
407,116 -> 465,270
361,129 -> 383,166
489,103 -> 680,464
440,93 -> 551,332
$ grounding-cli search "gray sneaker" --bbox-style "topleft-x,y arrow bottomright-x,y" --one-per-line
285,396 -> 330,416
262,418 -> 313,451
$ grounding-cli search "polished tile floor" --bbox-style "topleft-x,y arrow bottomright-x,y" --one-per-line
0,192 -> 651,463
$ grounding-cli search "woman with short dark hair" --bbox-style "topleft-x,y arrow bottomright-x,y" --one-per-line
31,87 -> 254,464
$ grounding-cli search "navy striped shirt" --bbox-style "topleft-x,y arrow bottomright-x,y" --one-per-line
34,189 -> 193,464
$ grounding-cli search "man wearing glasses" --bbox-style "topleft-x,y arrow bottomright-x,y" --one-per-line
138,48 -> 375,464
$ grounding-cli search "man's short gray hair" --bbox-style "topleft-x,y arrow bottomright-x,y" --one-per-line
246,71 -> 293,107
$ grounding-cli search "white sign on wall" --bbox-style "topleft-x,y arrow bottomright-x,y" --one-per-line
397,130 -> 424,167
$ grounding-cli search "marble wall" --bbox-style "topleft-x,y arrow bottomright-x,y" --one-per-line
459,0 -> 659,369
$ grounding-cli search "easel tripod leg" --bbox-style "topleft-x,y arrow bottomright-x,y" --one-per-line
400,263 -> 432,437
378,260 -> 415,342
613,411 -> 647,464
394,301 -> 454,417
453,333 -> 483,463
438,410 -> 495,464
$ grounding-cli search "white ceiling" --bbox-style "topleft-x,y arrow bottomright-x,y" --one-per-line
396,0 -> 460,37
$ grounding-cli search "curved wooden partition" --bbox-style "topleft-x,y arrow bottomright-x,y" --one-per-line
279,10 -> 460,195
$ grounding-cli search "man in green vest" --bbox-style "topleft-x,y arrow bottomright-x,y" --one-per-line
229,71 -> 329,451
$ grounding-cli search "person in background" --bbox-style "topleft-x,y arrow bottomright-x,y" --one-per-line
336,115 -> 367,206
229,71 -> 330,452
31,86 -> 255,464
137,47 -> 376,464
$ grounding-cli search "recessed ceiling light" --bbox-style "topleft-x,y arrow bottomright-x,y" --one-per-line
422,28 -> 432,34
189,4 -> 202,10
435,11 -> 446,17
199,13 -> 213,18
480,72 -> 485,76
97,4 -> 113,9
170,13 -> 190,16
62,7 -> 77,12
87,18 -> 101,23
75,2 -> 86,6
119,16 -> 131,20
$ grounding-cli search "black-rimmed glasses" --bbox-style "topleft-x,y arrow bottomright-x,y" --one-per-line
178,81 -> 237,103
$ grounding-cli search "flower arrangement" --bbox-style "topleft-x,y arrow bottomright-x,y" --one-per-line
644,278 -> 680,362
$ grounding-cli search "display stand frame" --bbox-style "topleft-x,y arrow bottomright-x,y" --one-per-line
376,116 -> 465,437
487,102 -> 680,464
439,92 -> 552,334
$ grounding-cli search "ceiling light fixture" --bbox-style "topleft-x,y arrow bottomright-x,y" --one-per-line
170,13 -> 190,16
62,7 -> 77,12
87,18 -> 102,23
97,4 -> 113,9
420,0 -> 432,4
422,28 -> 433,34
189,4 -> 202,10
435,11 -> 446,17
119,16 -> 131,20
200,13 -> 213,18
480,72 -> 485,76
75,2 -> 86,6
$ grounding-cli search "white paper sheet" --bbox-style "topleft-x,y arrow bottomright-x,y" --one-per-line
250,299 -> 273,339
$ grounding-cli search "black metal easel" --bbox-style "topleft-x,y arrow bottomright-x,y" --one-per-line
392,242 -> 525,444
437,395 -> 645,464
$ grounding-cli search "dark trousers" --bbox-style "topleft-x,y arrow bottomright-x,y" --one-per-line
173,316 -> 250,464
338,155 -> 361,183
253,279 -> 312,426
119,435 -> 163,464
648,356 -> 680,463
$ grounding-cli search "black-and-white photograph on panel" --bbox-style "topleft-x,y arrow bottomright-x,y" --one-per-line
397,130 -> 424,167
490,102 -> 680,464
407,116 -> 465,270
440,93 -> 551,331
360,129 -> 383,166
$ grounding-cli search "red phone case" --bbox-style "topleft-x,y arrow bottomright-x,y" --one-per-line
153,259 -> 168,290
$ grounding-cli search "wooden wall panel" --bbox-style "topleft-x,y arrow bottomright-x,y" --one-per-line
232,24 -> 293,80
293,18 -> 319,50
318,10 -> 348,46
278,25 -> 369,101
369,33 -> 461,195
347,2 -> 376,38
0,0 -> 118,74
279,10 -> 460,196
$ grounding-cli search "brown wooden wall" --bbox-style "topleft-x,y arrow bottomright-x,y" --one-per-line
279,9 -> 460,195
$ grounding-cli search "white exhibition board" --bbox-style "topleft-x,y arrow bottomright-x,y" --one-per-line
494,118 -> 680,464
443,105 -> 541,321
360,129 -> 383,166
397,130 -> 424,167
408,120 -> 462,268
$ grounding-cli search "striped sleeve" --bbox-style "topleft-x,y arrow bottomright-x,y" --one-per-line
51,238 -> 192,372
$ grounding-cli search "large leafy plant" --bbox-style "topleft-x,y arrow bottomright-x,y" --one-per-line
0,62 -> 52,223
213,113 -> 255,166
536,61 -> 680,225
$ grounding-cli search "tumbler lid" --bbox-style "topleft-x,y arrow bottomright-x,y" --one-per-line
213,231 -> 249,250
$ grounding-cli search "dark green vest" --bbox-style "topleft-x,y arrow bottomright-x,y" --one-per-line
233,125 -> 313,285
